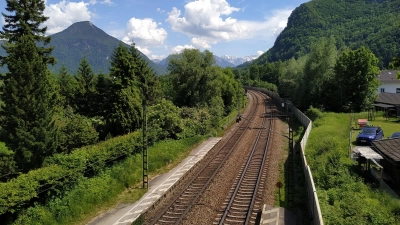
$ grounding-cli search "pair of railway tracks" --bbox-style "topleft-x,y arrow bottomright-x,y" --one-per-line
145,91 -> 276,225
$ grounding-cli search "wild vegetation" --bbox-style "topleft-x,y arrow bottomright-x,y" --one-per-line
236,36 -> 383,112
254,0 -> 400,69
305,109 -> 400,224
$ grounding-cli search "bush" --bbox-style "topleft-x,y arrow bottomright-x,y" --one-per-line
58,113 -> 99,153
305,106 -> 323,122
12,136 -> 204,225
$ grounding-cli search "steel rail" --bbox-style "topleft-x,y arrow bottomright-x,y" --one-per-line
217,93 -> 274,225
146,91 -> 261,225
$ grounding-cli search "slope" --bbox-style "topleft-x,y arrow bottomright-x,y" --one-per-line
48,21 -> 165,75
255,0 -> 400,68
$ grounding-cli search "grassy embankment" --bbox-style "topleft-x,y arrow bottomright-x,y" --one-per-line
12,100 -> 247,225
306,110 -> 400,224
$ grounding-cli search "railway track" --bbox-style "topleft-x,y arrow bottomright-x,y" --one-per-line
144,91 -> 275,225
215,95 -> 273,225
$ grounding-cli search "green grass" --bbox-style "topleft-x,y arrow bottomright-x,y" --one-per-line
306,111 -> 400,225
350,112 -> 400,143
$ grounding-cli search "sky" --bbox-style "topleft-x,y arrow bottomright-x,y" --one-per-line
0,0 -> 309,60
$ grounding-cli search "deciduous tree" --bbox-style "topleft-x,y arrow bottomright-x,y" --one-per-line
334,46 -> 380,112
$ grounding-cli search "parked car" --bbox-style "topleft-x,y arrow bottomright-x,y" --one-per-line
356,126 -> 384,145
388,132 -> 400,139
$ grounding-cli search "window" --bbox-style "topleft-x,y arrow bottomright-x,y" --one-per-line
380,88 -> 385,93
397,88 -> 400,93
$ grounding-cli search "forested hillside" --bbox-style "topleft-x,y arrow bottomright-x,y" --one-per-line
255,0 -> 400,68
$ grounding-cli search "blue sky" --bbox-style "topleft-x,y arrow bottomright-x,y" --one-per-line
1,0 -> 309,60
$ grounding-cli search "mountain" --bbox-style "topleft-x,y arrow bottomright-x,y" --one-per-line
254,0 -> 400,68
47,21 -> 165,75
213,55 -> 236,67
220,55 -> 258,66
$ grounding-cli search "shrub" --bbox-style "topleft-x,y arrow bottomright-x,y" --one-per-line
305,106 -> 323,122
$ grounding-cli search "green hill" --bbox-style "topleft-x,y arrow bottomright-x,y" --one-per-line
0,21 -> 165,75
254,0 -> 400,68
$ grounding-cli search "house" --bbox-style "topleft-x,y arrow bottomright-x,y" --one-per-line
372,138 -> 400,188
374,92 -> 400,118
377,70 -> 400,94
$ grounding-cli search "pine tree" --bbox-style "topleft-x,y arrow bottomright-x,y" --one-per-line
0,37 -> 57,172
57,64 -> 77,109
106,43 -> 142,136
0,0 -> 58,172
75,57 -> 96,116
129,43 -> 160,105
1,0 -> 55,65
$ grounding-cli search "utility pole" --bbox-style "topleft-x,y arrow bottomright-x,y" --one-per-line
142,79 -> 149,189
142,100 -> 148,189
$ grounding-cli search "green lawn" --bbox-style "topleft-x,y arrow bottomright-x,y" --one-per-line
351,111 -> 400,143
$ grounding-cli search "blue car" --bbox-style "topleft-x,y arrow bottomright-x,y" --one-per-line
356,127 -> 384,145
389,132 -> 400,139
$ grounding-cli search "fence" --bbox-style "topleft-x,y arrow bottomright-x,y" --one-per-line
244,86 -> 323,225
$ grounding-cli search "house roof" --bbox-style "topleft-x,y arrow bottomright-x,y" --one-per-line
372,138 -> 400,163
378,70 -> 400,84
375,93 -> 400,105
353,146 -> 383,160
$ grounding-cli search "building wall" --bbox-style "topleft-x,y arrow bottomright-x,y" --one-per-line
380,159 -> 400,188
378,83 -> 400,94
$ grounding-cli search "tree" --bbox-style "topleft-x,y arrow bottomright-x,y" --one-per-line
106,43 -> 142,136
389,56 -> 400,79
219,68 -> 240,114
334,46 -> 380,112
74,57 -> 96,116
302,37 -> 337,110
129,43 -> 161,105
249,64 -> 260,81
57,64 -> 77,109
0,0 -> 58,172
58,113 -> 98,154
167,49 -> 219,108
1,0 -> 55,64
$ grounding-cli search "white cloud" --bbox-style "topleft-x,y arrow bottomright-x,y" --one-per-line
157,8 -> 166,13
257,50 -> 264,56
150,54 -> 166,60
101,0 -> 114,5
171,45 -> 196,54
44,0 -> 92,35
136,46 -> 151,56
191,37 -> 212,49
166,0 -> 292,48
88,0 -> 114,5
121,18 -> 167,47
